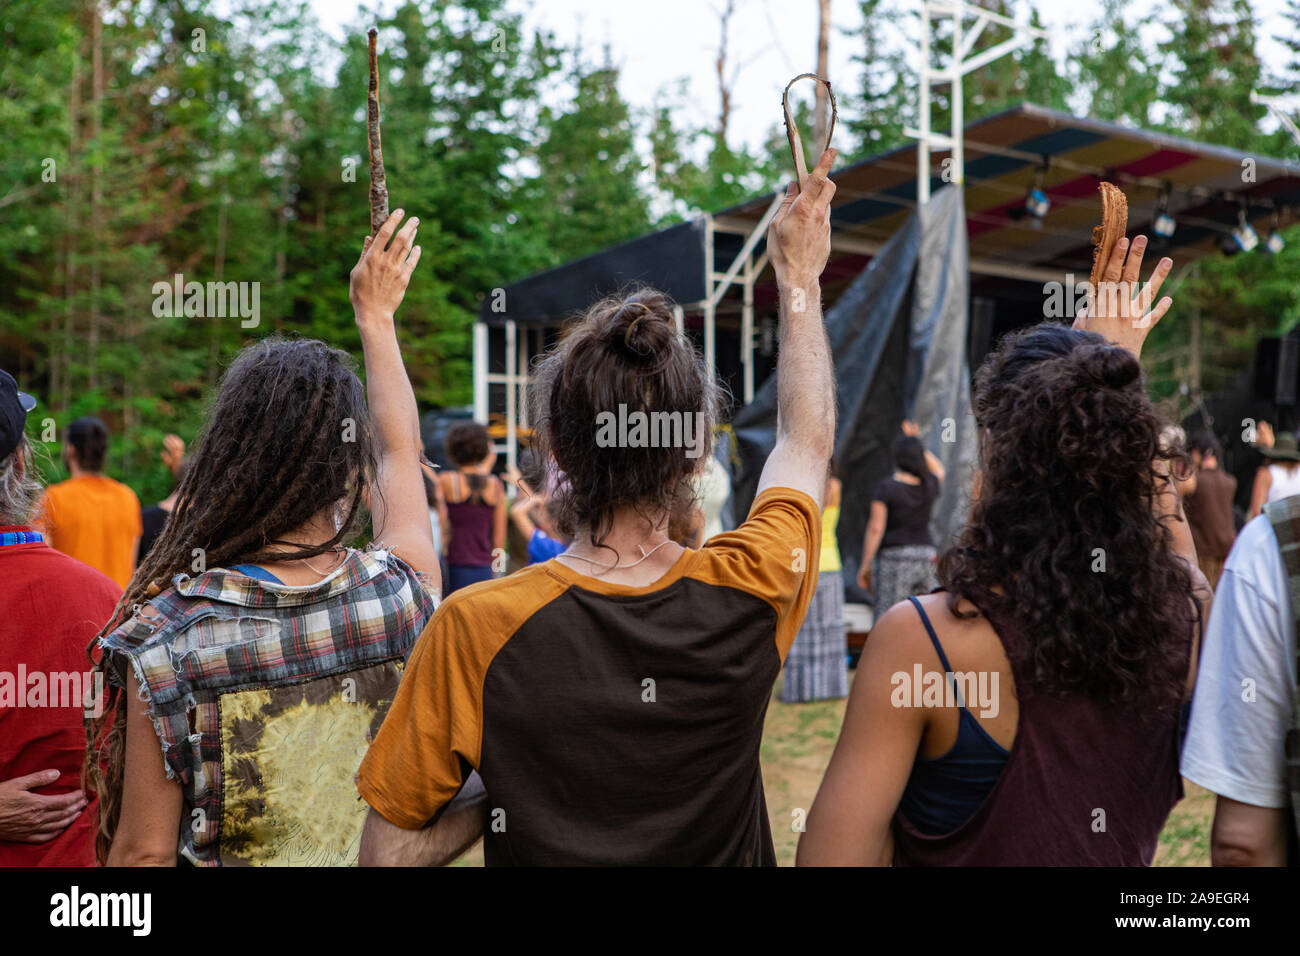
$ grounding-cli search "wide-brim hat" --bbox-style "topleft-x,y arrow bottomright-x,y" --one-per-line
1262,432 -> 1300,462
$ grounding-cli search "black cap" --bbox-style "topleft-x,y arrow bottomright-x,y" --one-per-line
0,370 -> 37,460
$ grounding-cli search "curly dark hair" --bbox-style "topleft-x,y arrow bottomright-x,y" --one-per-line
445,421 -> 490,468
85,335 -> 376,862
938,322 -> 1197,711
527,287 -> 726,552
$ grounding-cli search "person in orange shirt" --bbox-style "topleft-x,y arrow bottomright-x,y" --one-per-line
36,416 -> 141,588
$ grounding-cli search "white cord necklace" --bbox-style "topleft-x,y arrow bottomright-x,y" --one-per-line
560,538 -> 675,574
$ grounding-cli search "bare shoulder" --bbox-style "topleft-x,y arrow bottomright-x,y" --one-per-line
864,596 -> 943,668
871,591 -> 1003,670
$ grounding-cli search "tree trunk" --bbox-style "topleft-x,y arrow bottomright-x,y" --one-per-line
814,0 -> 831,151
88,1 -> 103,395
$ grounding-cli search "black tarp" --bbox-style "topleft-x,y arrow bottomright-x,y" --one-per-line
729,185 -> 975,601
481,220 -> 708,326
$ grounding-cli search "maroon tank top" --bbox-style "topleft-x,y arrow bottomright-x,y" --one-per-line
892,599 -> 1190,866
445,473 -> 496,568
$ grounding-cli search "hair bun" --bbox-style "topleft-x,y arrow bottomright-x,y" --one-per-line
600,294 -> 675,368
1071,343 -> 1141,390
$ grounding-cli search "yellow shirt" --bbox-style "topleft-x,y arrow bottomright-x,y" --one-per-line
819,503 -> 841,573
37,475 -> 142,588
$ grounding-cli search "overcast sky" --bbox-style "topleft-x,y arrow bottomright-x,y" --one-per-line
303,0 -> 1297,151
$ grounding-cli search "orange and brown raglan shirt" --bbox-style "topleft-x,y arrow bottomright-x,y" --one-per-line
357,487 -> 820,865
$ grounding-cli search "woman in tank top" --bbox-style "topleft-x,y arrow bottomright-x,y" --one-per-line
437,421 -> 507,594
1247,422 -> 1300,518
799,234 -> 1210,866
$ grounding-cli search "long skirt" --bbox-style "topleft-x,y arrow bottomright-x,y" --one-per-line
874,545 -> 938,618
781,570 -> 849,703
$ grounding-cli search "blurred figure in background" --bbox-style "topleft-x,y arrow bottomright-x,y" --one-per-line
1160,424 -> 1197,498
438,422 -> 507,593
36,415 -> 141,589
0,371 -> 120,866
1248,421 -> 1300,519
421,459 -> 450,586
137,434 -> 186,562
693,451 -> 731,543
782,460 -> 848,703
506,464 -> 568,565
1183,431 -> 1238,590
857,422 -> 945,617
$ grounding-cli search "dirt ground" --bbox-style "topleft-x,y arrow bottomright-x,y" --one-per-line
454,671 -> 1213,867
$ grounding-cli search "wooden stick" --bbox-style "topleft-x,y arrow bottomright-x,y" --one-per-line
367,27 -> 389,236
782,73 -> 837,190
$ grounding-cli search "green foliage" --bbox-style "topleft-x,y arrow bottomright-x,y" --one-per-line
1,0 -> 1298,499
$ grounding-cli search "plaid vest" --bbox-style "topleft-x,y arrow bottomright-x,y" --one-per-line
100,548 -> 437,866
1261,498 -> 1300,842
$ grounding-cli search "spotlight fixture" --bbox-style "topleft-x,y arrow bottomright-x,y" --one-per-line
1152,186 -> 1176,240
1228,207 -> 1258,254
1265,210 -> 1286,254
1025,161 -> 1050,221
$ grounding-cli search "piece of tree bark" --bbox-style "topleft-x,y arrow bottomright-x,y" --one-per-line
1089,181 -> 1128,290
367,27 -> 389,236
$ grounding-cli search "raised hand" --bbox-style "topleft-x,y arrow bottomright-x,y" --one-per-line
160,434 -> 185,476
1073,234 -> 1173,359
349,208 -> 421,328
768,148 -> 837,289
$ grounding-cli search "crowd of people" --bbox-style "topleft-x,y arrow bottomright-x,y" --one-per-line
1,148 -> 1296,866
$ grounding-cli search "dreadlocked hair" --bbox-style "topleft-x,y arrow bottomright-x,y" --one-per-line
83,336 -> 377,863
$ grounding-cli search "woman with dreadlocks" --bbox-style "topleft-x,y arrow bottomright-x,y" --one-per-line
89,211 -> 441,866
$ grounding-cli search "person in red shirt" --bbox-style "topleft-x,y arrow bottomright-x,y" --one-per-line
0,370 -> 122,866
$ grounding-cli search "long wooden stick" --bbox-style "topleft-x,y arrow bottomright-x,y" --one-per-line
367,27 -> 389,236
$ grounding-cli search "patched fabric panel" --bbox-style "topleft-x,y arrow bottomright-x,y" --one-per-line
219,660 -> 403,867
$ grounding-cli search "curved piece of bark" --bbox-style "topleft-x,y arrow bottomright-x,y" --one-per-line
1089,181 -> 1128,290
367,27 -> 389,236
782,73 -> 837,190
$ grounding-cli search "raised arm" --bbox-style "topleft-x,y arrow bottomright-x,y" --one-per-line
348,210 -> 440,587
1074,233 -> 1210,634
755,149 -> 838,507
857,500 -> 887,591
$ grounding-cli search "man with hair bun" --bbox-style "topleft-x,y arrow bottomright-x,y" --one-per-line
358,148 -> 841,866
36,415 -> 141,588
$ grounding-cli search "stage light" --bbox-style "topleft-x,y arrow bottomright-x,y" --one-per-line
1228,208 -> 1258,253
1023,161 -> 1050,225
1152,187 -> 1175,240
1265,211 -> 1286,254
1026,187 -> 1050,219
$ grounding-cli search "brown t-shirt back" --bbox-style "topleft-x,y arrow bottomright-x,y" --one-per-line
1184,467 -> 1238,561
357,487 -> 820,865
